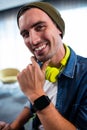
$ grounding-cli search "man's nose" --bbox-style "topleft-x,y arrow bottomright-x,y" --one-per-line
29,30 -> 41,45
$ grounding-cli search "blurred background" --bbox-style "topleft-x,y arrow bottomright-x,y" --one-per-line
0,0 -> 87,130
0,0 -> 87,71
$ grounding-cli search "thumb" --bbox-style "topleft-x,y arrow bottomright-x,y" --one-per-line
41,59 -> 51,74
31,56 -> 38,66
31,56 -> 41,70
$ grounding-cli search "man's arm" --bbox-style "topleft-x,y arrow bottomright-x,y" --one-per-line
36,102 -> 76,130
0,107 -> 30,130
10,107 -> 30,130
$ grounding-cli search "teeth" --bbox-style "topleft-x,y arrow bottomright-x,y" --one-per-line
35,45 -> 46,51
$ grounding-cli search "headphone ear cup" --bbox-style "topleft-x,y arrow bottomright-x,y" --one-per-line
46,66 -> 59,82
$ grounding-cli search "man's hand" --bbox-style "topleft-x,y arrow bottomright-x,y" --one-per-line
17,57 -> 50,103
0,121 -> 11,130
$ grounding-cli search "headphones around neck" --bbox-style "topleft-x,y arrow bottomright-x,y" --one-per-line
45,44 -> 70,82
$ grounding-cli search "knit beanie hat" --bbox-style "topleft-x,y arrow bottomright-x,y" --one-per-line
17,2 -> 65,38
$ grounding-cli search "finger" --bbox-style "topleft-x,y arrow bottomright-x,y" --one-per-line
31,56 -> 39,68
0,121 -> 6,126
3,123 -> 10,130
1,125 -> 10,130
0,121 -> 6,129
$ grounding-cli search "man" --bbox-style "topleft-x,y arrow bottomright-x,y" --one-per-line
0,1 -> 87,130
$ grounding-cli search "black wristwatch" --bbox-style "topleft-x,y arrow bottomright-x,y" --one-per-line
32,95 -> 51,112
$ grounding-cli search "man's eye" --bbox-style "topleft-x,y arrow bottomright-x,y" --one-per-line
36,25 -> 45,31
22,32 -> 29,38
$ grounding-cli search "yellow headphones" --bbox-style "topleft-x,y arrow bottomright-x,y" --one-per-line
45,44 -> 70,82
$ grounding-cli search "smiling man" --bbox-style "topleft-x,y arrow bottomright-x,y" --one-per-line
0,1 -> 87,130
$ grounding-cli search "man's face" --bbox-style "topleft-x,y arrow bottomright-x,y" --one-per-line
19,8 -> 62,62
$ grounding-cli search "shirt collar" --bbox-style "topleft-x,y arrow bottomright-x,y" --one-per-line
60,47 -> 77,78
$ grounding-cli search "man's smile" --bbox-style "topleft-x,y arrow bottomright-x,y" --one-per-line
33,43 -> 48,55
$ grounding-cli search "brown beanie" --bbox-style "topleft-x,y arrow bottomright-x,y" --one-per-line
17,1 -> 65,38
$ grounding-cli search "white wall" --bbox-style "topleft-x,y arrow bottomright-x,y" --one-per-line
61,7 -> 87,57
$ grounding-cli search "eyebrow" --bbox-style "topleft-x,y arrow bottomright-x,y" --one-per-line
31,21 -> 45,28
20,21 -> 46,35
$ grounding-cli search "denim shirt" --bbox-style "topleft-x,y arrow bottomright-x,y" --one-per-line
56,47 -> 87,130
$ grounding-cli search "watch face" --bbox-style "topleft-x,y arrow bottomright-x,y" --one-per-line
33,95 -> 51,112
